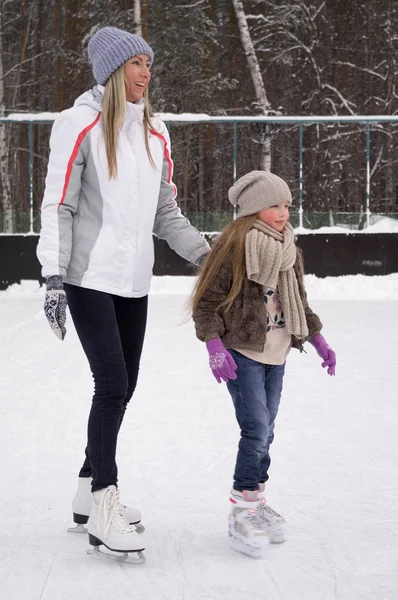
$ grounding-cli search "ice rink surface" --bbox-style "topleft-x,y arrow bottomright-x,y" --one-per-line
1,276 -> 397,600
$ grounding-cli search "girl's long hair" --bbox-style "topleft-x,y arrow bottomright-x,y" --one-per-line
102,63 -> 157,178
189,214 -> 257,316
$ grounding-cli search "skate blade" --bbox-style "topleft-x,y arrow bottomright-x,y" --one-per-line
87,546 -> 145,564
134,523 -> 145,534
266,524 -> 286,544
269,533 -> 285,544
67,524 -> 87,534
228,533 -> 266,559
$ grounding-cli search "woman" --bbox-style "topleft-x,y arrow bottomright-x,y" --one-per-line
37,26 -> 209,556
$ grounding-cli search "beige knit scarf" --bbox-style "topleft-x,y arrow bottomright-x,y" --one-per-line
245,220 -> 309,339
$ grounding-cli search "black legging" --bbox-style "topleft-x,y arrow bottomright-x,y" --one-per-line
65,284 -> 148,492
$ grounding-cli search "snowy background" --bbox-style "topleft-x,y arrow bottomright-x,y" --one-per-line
1,275 -> 398,600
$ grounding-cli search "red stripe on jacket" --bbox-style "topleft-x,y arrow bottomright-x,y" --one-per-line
149,128 -> 177,199
58,113 -> 101,209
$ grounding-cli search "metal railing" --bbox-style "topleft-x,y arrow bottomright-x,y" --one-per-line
2,113 -> 398,233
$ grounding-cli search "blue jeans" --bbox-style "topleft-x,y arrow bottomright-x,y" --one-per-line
226,350 -> 285,492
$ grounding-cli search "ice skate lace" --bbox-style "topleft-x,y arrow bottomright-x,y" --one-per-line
246,507 -> 264,530
115,488 -> 127,511
98,486 -> 135,538
258,498 -> 284,521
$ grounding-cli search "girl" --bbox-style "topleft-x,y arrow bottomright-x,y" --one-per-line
37,27 -> 209,558
191,171 -> 336,558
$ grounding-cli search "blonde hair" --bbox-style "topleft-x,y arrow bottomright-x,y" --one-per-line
102,62 -> 157,178
189,214 -> 257,316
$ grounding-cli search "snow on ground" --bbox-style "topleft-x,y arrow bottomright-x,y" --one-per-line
295,216 -> 398,235
1,276 -> 398,600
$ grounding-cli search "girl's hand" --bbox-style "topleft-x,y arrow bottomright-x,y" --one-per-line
309,334 -> 336,376
206,338 -> 237,383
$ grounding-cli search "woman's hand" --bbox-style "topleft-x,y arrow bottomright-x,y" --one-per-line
44,275 -> 67,340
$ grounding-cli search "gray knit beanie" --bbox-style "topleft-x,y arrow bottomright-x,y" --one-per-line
88,27 -> 154,85
228,171 -> 292,218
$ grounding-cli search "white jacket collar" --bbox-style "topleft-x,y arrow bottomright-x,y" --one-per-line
96,85 -> 144,123
74,85 -> 145,124
125,98 -> 145,124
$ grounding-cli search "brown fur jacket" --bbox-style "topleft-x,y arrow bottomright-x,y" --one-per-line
193,247 -> 322,352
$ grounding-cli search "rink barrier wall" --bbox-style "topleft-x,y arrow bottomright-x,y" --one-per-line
1,233 -> 398,290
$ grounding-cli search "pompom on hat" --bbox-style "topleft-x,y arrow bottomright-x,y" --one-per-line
88,26 -> 154,85
228,171 -> 292,218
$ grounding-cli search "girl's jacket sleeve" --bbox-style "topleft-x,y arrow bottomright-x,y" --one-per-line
152,124 -> 210,266
193,259 -> 232,342
37,111 -> 88,278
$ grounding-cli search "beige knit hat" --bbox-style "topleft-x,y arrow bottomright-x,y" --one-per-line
228,171 -> 292,218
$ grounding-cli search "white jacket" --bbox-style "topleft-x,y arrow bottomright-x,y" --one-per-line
37,86 -> 208,297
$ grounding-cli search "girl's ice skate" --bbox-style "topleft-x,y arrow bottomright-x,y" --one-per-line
257,488 -> 286,543
228,490 -> 268,559
87,485 -> 145,564
67,477 -> 144,533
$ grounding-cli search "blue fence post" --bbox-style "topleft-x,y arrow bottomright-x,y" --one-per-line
366,121 -> 371,229
3,113 -> 398,235
299,123 -> 303,229
28,121 -> 34,234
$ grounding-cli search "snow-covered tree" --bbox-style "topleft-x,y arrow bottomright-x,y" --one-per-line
231,0 -> 272,171
2,0 -> 398,232
0,18 -> 12,233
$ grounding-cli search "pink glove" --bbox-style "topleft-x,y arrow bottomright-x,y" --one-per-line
309,334 -> 336,376
206,338 -> 238,384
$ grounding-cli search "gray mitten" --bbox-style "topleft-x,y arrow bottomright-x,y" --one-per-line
44,275 -> 67,340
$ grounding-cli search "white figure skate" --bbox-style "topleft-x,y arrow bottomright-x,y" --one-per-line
87,485 -> 145,564
257,488 -> 286,543
67,477 -> 144,534
228,489 -> 268,559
